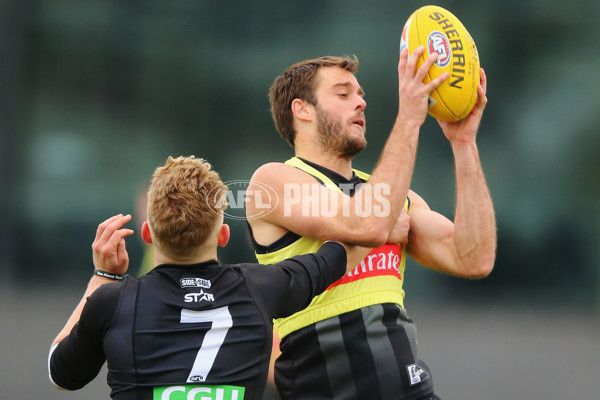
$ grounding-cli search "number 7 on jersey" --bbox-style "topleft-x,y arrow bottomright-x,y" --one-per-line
180,306 -> 233,382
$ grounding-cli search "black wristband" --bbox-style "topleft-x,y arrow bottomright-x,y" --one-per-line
93,269 -> 125,281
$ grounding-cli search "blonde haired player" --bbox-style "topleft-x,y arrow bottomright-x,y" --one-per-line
48,156 -> 375,400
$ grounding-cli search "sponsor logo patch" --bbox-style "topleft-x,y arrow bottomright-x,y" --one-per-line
180,278 -> 211,289
153,384 -> 245,400
407,363 -> 430,386
184,290 -> 215,303
327,243 -> 403,289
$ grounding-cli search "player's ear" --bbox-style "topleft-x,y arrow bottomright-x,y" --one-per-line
141,221 -> 153,244
291,98 -> 314,122
217,224 -> 230,247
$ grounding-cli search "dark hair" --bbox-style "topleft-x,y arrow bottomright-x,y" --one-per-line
269,55 -> 359,147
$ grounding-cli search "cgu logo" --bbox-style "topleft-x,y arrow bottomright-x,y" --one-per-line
154,384 -> 245,400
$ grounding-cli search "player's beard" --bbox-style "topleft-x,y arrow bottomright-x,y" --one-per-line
316,105 -> 366,160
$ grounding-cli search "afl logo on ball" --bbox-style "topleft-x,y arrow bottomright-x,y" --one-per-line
427,31 -> 451,67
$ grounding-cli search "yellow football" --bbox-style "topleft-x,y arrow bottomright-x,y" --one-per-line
400,5 -> 480,122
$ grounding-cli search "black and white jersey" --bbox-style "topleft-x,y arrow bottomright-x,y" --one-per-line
49,242 -> 346,400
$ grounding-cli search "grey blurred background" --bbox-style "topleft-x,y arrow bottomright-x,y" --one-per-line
1,0 -> 599,399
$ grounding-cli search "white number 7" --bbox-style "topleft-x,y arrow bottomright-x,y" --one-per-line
180,306 -> 233,383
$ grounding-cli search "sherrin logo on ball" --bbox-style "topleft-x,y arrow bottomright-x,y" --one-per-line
400,5 -> 480,121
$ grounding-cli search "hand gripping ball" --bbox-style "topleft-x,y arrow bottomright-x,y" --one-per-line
400,5 -> 480,121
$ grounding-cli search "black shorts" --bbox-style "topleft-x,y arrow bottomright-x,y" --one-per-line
274,303 -> 436,400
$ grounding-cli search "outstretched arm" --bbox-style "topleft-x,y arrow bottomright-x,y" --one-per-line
407,69 -> 496,278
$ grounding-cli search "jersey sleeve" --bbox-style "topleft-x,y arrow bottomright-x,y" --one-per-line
48,281 -> 121,390
247,241 -> 347,318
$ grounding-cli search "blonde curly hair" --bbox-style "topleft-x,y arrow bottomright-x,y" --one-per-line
147,156 -> 227,260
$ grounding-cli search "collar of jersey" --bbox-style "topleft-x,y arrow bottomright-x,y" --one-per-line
153,260 -> 220,271
296,157 -> 363,186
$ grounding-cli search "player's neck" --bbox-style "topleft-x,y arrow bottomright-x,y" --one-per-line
153,246 -> 218,267
295,150 -> 354,179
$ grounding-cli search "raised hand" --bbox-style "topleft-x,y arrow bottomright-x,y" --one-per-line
438,68 -> 488,144
91,214 -> 134,275
398,46 -> 449,127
